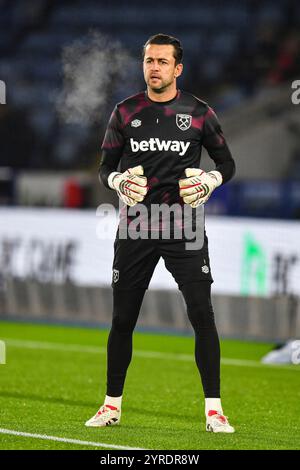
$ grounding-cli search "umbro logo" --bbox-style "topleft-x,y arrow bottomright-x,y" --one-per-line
131,119 -> 142,128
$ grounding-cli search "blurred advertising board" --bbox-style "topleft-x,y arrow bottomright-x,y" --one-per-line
0,208 -> 299,297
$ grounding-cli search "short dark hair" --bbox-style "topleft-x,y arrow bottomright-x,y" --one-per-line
143,33 -> 183,65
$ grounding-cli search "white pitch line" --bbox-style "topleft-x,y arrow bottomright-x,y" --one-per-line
4,339 -> 105,354
0,428 -> 145,450
3,338 -> 300,371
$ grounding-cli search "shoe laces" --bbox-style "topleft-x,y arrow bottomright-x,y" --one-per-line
208,410 -> 228,424
97,404 -> 118,416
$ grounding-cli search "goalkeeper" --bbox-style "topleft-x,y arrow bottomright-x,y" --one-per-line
86,34 -> 236,433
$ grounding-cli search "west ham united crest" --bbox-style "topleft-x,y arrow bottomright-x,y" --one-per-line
176,114 -> 192,131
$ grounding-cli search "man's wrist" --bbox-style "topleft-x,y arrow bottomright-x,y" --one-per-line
108,172 -> 121,190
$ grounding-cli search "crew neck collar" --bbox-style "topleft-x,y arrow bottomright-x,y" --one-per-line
145,89 -> 180,106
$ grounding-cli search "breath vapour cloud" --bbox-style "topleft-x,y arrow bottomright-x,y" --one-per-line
56,31 -> 138,124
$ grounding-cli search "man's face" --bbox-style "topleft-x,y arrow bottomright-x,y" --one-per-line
143,44 -> 183,93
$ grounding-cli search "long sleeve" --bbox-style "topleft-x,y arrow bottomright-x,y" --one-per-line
99,106 -> 125,189
202,106 -> 235,184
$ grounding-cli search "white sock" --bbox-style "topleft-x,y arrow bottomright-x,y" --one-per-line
104,395 -> 122,409
205,398 -> 223,417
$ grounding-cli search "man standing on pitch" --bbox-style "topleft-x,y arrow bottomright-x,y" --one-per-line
86,34 -> 236,433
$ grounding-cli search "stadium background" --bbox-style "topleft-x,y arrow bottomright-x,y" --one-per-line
0,0 -> 300,451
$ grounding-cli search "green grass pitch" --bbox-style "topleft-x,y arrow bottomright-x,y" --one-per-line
0,320 -> 300,450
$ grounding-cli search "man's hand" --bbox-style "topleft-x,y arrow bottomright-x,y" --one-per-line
108,165 -> 148,206
179,168 -> 222,208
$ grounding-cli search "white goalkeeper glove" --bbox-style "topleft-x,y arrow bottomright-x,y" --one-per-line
179,168 -> 222,208
108,165 -> 148,207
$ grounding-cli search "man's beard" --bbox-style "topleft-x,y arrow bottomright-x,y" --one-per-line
148,78 -> 173,94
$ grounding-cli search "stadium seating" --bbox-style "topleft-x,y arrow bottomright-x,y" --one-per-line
0,0 -> 294,178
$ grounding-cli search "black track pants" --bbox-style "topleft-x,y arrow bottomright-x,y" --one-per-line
106,281 -> 220,398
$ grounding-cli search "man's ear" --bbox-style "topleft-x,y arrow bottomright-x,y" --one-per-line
175,63 -> 183,78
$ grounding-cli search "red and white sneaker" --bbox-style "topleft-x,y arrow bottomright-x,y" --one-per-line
206,410 -> 235,433
85,404 -> 121,427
